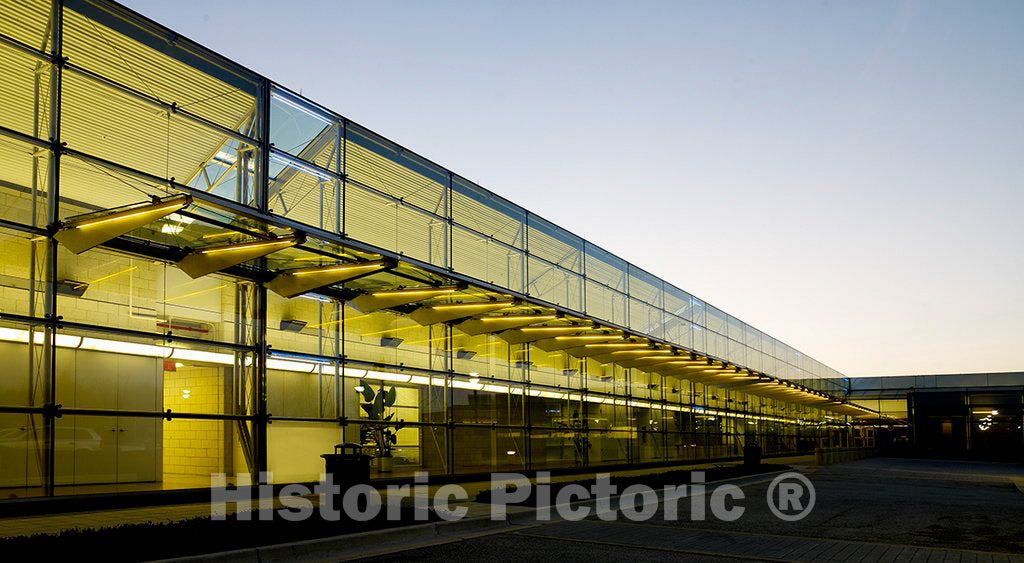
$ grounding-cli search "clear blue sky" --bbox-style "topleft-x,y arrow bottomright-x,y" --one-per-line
123,0 -> 1023,376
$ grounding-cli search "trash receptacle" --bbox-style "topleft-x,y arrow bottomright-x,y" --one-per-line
743,443 -> 761,467
321,442 -> 370,487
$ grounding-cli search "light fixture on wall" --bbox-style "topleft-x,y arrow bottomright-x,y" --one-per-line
380,337 -> 404,348
54,194 -> 192,254
279,319 -> 307,332
176,233 -> 305,279
514,360 -> 533,369
562,368 -> 579,376
55,280 -> 89,298
456,350 -> 476,360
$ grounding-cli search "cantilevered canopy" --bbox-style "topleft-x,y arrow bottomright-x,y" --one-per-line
531,331 -> 625,352
455,313 -> 560,336
176,233 -> 304,278
349,285 -> 464,313
497,324 -> 597,345
54,194 -> 192,254
267,259 -> 393,298
407,300 -> 517,325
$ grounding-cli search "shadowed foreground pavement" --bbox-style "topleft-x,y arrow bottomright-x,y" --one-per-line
355,458 -> 1024,562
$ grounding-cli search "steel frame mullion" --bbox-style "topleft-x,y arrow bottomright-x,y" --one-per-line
0,31 -> 54,62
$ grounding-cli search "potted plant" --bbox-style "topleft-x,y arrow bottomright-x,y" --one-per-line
357,379 -> 405,472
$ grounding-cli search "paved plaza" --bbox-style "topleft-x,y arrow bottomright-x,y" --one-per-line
354,458 -> 1024,562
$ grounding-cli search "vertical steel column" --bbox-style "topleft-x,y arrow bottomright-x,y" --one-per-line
39,0 -> 63,497
252,77 -> 272,480
445,324 -> 454,475
340,119 -> 347,237
445,171 -> 452,271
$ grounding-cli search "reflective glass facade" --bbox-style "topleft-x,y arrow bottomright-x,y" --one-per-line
0,0 -> 870,499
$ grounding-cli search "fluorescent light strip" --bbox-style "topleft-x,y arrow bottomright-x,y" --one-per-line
0,328 -> 812,423
273,91 -> 334,126
199,238 -> 297,255
270,150 -> 335,182
430,301 -> 514,310
71,198 -> 189,229
371,287 -> 459,297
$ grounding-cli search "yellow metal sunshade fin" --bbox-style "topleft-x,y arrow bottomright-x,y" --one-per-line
588,347 -> 674,364
176,233 -> 305,279
497,324 -> 596,345
349,285 -> 464,313
614,354 -> 685,369
562,341 -> 650,358
531,333 -> 624,352
407,300 -> 517,326
456,313 -> 560,336
266,259 -> 391,298
54,194 -> 192,254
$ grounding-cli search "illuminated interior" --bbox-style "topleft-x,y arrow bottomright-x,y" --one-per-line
0,0 -> 876,499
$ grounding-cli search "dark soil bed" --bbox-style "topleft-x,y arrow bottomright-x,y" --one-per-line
475,463 -> 790,505
0,503 -> 442,561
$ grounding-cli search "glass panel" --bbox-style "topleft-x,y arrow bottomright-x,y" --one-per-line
584,281 -> 627,327
60,70 -> 258,202
664,284 -> 692,321
345,123 -> 448,215
62,2 -> 259,132
452,176 -> 525,249
705,305 -> 726,335
0,134 -> 50,229
527,215 -> 583,273
629,298 -> 663,339
727,315 -> 744,342
452,226 -> 524,292
0,39 -> 52,139
0,0 -> 53,51
345,183 -> 447,266
0,227 -> 47,316
527,257 -> 582,310
664,314 -> 692,349
453,426 -> 525,473
628,265 -> 662,307
584,243 -> 627,292
269,88 -> 340,173
268,150 -> 339,231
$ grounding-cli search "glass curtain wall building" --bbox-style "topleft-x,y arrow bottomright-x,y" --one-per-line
0,0 -> 874,498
